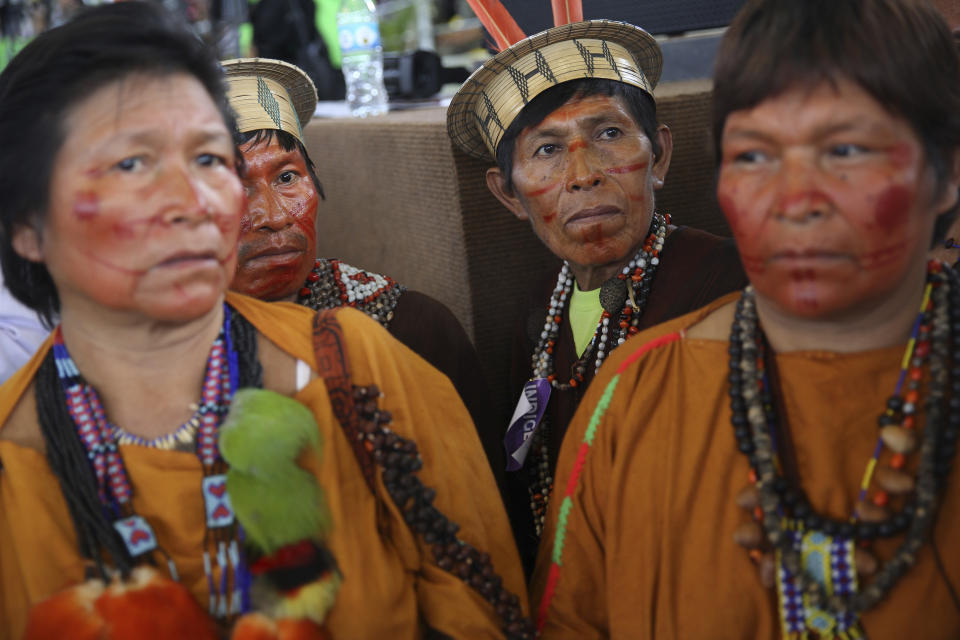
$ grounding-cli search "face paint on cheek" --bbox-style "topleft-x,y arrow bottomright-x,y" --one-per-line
567,140 -> 587,153
873,185 -> 912,232
81,248 -> 147,277
524,182 -> 559,198
860,240 -> 908,270
606,161 -> 648,175
73,191 -> 100,221
542,211 -> 557,224
888,143 -> 915,168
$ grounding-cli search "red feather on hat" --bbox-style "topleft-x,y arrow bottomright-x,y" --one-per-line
464,0 -> 527,50
551,0 -> 583,25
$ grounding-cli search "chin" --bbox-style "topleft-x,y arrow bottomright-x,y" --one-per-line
140,282 -> 226,323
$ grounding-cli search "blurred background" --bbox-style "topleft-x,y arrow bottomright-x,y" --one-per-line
0,0 -> 747,100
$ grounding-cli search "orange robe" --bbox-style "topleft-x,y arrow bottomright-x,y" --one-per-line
0,293 -> 526,640
531,293 -> 960,639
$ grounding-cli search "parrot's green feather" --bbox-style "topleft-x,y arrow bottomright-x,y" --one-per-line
220,389 -> 333,554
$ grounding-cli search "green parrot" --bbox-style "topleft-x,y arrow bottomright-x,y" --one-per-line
220,388 -> 341,627
219,388 -> 332,554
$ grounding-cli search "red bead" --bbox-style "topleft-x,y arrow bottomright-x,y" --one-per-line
570,379 -> 579,388
748,469 -> 757,483
902,416 -> 916,430
314,259 -> 323,267
307,271 -> 320,282
914,342 -> 930,358
664,213 -> 672,224
298,287 -> 311,298
872,490 -> 889,507
929,259 -> 943,273
891,453 -> 907,469
905,390 -> 919,405
909,368 -> 923,381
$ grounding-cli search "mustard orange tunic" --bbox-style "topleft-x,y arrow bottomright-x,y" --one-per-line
0,293 -> 526,639
531,293 -> 960,639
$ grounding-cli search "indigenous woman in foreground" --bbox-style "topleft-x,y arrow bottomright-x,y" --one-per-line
0,4 -> 529,639
446,10 -> 747,572
532,0 -> 960,637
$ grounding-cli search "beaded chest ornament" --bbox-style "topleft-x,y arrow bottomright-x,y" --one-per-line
506,212 -> 669,536
53,304 -> 251,620
297,258 -> 405,329
728,263 -> 960,638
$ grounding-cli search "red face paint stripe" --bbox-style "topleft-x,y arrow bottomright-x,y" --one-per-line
525,183 -> 558,198
567,140 -> 587,153
606,162 -> 648,175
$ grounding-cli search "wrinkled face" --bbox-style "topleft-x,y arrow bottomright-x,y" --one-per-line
717,78 -> 956,319
17,73 -> 243,322
231,136 -> 318,301
492,93 -> 670,273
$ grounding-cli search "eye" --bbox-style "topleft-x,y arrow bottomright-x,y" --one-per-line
732,150 -> 769,164
197,153 -> 227,167
534,143 -> 559,158
277,170 -> 298,185
598,127 -> 621,140
114,156 -> 145,172
828,143 -> 868,158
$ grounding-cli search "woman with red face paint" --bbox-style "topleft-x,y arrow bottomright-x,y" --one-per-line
0,4 -> 530,639
530,1 -> 960,638
446,19 -> 747,574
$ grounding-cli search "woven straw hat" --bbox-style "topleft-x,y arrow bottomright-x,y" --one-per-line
447,20 -> 662,161
222,58 -> 318,144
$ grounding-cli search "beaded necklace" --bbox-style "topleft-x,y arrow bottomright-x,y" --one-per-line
53,304 -> 250,620
728,263 -> 960,637
523,212 -> 669,536
297,258 -> 405,329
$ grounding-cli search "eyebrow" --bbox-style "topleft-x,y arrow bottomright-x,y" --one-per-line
525,111 -> 632,144
724,119 -> 891,143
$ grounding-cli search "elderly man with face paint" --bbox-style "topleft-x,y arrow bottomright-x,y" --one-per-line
530,1 -> 960,637
446,19 -> 747,571
223,58 -> 506,488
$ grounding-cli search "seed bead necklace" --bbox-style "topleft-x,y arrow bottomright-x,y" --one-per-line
525,212 -> 669,536
52,304 -> 251,621
297,258 -> 405,329
728,262 -> 960,637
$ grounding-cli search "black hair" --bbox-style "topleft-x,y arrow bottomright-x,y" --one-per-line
0,1 -> 237,326
713,0 -> 960,242
237,128 -> 326,200
495,78 -> 660,193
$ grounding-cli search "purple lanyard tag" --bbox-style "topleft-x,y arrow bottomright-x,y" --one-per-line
504,378 -> 551,471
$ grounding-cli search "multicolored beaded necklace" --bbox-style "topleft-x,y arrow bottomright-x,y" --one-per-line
297,258 -> 405,329
728,262 -> 960,638
524,212 -> 669,536
53,304 -> 251,620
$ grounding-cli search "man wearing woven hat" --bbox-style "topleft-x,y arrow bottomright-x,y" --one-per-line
447,19 -> 746,571
223,58 -> 505,488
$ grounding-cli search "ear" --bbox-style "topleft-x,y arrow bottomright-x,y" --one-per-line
11,223 -> 44,262
486,167 -> 529,221
651,124 -> 673,190
935,147 -> 960,215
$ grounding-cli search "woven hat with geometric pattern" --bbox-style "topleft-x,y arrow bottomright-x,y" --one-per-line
447,19 -> 662,160
222,57 -> 318,145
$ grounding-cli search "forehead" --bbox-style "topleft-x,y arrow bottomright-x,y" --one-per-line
240,134 -> 308,169
64,72 -> 223,136
531,93 -> 635,131
723,77 -> 915,141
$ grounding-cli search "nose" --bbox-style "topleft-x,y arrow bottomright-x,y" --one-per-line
564,145 -> 605,192
243,180 -> 291,232
773,152 -> 831,223
158,164 -> 216,226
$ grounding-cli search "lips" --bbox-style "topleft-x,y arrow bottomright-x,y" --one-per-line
564,205 -> 622,227
156,249 -> 220,267
241,231 -> 308,265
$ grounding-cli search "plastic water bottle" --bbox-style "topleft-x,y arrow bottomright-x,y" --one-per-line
337,0 -> 389,117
